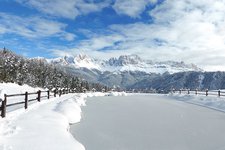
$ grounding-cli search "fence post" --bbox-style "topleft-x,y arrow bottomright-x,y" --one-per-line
195,89 -> 198,95
1,94 -> 7,118
179,89 -> 181,94
188,89 -> 190,94
37,90 -> 41,102
25,92 -> 28,109
59,89 -> 62,97
47,90 -> 50,99
173,88 -> 175,93
54,89 -> 57,97
206,89 -> 208,96
218,90 -> 221,97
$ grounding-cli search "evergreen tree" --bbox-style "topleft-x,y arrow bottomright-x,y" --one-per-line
0,48 -> 109,92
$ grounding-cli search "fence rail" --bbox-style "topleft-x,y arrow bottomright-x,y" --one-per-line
172,89 -> 225,97
0,89 -> 72,118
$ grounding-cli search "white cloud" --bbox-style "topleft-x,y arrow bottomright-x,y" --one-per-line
17,0 -> 79,19
0,13 -> 75,40
50,49 -> 72,57
18,0 -> 158,19
147,0 -> 225,70
112,0 -> 158,18
79,34 -> 124,51
78,0 -> 111,14
63,33 -> 76,41
52,0 -> 225,71
16,0 -> 111,19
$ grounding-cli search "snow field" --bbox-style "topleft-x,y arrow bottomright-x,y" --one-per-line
0,94 -> 89,150
0,83 -> 45,109
0,90 -> 6,101
71,95 -> 225,150
2,82 -> 225,150
169,93 -> 225,112
0,83 -> 127,150
0,83 -> 43,95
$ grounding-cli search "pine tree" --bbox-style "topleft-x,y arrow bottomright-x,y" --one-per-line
0,48 -> 109,92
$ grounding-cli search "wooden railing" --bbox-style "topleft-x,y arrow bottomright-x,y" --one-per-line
0,88 -> 75,118
172,89 -> 225,97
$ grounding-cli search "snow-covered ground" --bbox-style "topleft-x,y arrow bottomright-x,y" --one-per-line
0,92 -> 113,150
0,83 -> 43,95
168,93 -> 225,112
71,95 -> 225,150
2,83 -> 225,150
0,83 -> 45,110
0,83 -> 127,150
0,94 -> 84,150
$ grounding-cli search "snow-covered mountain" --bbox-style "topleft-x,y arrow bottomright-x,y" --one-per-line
47,54 -> 102,70
1,49 -> 224,92
47,54 -> 203,74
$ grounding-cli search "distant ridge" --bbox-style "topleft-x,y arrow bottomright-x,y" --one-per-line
47,54 -> 203,74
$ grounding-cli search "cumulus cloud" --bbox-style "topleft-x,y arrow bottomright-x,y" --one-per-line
52,0 -> 225,71
16,0 -> 111,19
0,13 -> 75,40
7,0 -> 225,71
17,0 -> 159,19
113,0 -> 158,18
148,0 -> 225,70
63,33 -> 76,41
16,0 -> 79,19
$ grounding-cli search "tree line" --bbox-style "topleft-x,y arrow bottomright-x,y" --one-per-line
0,48 -> 109,92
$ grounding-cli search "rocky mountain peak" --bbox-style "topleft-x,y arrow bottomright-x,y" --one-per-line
118,54 -> 143,65
48,53 -> 203,74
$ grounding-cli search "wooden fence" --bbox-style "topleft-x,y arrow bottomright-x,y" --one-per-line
0,88 -> 74,118
172,89 -> 225,97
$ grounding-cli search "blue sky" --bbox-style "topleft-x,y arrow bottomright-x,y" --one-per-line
1,0 -> 225,71
0,0 -> 161,58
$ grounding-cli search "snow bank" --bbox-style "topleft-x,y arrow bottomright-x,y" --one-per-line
0,94 -> 87,150
0,89 -> 6,101
0,83 -> 128,150
107,91 -> 127,96
54,92 -> 110,124
75,94 -> 87,106
168,93 -> 225,112
0,83 -> 44,107
86,92 -> 106,97
55,99 -> 82,124
0,83 -> 43,94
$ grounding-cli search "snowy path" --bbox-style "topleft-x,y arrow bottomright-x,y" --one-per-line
0,94 -> 85,150
71,95 -> 225,150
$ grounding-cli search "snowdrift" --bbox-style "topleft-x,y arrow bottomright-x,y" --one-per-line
169,93 -> 225,112
107,91 -> 127,96
0,83 -> 43,95
0,83 -> 128,150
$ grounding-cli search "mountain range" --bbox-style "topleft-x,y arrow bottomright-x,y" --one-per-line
47,54 -> 202,74
45,54 -> 205,91
3,49 -> 225,93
